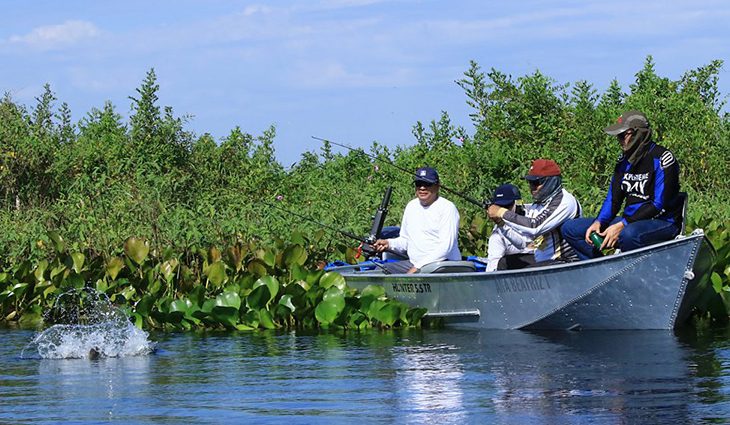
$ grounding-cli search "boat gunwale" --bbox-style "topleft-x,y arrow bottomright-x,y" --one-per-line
333,231 -> 711,280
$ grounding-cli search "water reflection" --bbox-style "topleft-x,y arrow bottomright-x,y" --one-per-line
38,356 -> 152,420
2,327 -> 729,424
393,343 -> 466,424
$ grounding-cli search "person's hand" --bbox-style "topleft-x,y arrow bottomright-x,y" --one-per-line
406,266 -> 419,274
372,239 -> 389,253
600,221 -> 625,249
487,205 -> 506,221
584,221 -> 603,244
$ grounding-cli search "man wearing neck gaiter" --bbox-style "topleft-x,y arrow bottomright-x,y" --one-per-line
561,110 -> 682,260
488,159 -> 582,264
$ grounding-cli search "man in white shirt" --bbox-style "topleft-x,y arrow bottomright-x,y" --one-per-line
480,184 -> 535,271
373,167 -> 461,274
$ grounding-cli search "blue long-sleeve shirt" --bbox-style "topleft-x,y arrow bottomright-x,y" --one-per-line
596,143 -> 681,226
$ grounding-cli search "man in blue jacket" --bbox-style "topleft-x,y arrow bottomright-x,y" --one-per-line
562,110 -> 682,260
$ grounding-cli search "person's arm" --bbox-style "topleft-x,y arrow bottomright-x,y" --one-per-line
497,223 -> 531,250
409,202 -> 460,268
500,192 -> 578,237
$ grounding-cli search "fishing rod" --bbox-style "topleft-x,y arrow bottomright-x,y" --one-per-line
262,197 -> 401,258
311,136 -> 489,208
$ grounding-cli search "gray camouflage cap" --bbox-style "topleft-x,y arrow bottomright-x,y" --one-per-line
604,110 -> 650,135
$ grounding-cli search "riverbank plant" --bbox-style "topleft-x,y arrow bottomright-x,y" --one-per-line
0,233 -> 426,330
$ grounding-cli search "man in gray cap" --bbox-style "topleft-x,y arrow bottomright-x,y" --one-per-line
562,110 -> 682,259
373,167 -> 461,273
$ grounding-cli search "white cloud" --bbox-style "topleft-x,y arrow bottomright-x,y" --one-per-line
241,5 -> 272,17
8,20 -> 99,50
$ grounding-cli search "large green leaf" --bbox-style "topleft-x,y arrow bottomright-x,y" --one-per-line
106,257 -> 125,280
306,269 -> 324,287
207,261 -> 227,287
161,259 -> 179,284
189,285 -> 206,307
211,306 -> 239,328
247,283 -> 271,310
124,237 -> 150,265
71,252 -> 85,274
319,271 -> 346,290
315,288 -> 346,325
290,263 -> 308,281
136,295 -> 156,317
359,284 -> 385,312
64,274 -> 85,289
283,244 -> 308,268
279,294 -> 296,312
405,307 -> 428,326
712,272 -> 723,293
10,283 -> 29,298
241,309 -> 260,328
255,275 -> 279,302
168,299 -> 192,323
247,258 -> 269,277
348,311 -> 370,329
47,230 -> 65,253
373,302 -> 402,327
258,308 -> 277,329
34,260 -> 48,282
216,291 -> 241,310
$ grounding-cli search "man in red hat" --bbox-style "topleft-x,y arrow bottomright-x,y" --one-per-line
488,159 -> 582,264
561,110 -> 681,259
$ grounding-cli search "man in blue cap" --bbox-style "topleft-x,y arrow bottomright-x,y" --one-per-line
480,184 -> 535,271
373,167 -> 461,274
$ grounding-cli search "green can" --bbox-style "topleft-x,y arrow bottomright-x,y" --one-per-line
589,232 -> 604,250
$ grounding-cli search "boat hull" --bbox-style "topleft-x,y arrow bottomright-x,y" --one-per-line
335,233 -> 717,330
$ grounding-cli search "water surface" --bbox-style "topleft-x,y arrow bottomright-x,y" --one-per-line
2,327 -> 729,424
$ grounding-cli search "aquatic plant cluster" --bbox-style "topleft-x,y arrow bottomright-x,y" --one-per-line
0,56 -> 728,321
0,232 -> 426,330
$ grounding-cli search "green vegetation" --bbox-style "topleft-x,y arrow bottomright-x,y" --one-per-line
1,56 -> 729,327
0,232 -> 426,330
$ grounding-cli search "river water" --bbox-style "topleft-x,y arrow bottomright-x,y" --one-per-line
2,327 -> 729,424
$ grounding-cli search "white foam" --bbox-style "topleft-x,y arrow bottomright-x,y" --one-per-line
21,289 -> 156,359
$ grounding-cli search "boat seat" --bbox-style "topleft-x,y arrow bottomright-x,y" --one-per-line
419,261 -> 476,274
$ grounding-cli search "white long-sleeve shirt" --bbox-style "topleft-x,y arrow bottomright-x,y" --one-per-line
388,196 -> 461,269
484,224 -> 534,272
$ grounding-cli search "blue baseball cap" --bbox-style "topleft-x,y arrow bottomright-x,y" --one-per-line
492,184 -> 522,206
414,167 -> 439,184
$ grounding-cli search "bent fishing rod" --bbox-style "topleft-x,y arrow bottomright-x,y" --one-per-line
311,136 -> 489,208
262,197 -> 400,258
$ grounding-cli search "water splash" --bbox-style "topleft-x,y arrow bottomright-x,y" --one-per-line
21,288 -> 155,359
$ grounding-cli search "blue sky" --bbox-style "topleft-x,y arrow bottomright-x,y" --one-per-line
2,0 -> 729,166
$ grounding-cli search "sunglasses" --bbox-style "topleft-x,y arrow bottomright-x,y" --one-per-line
528,178 -> 544,188
617,129 -> 634,140
414,180 -> 435,188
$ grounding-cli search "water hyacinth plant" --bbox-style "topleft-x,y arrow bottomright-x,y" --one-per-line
0,232 -> 427,331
